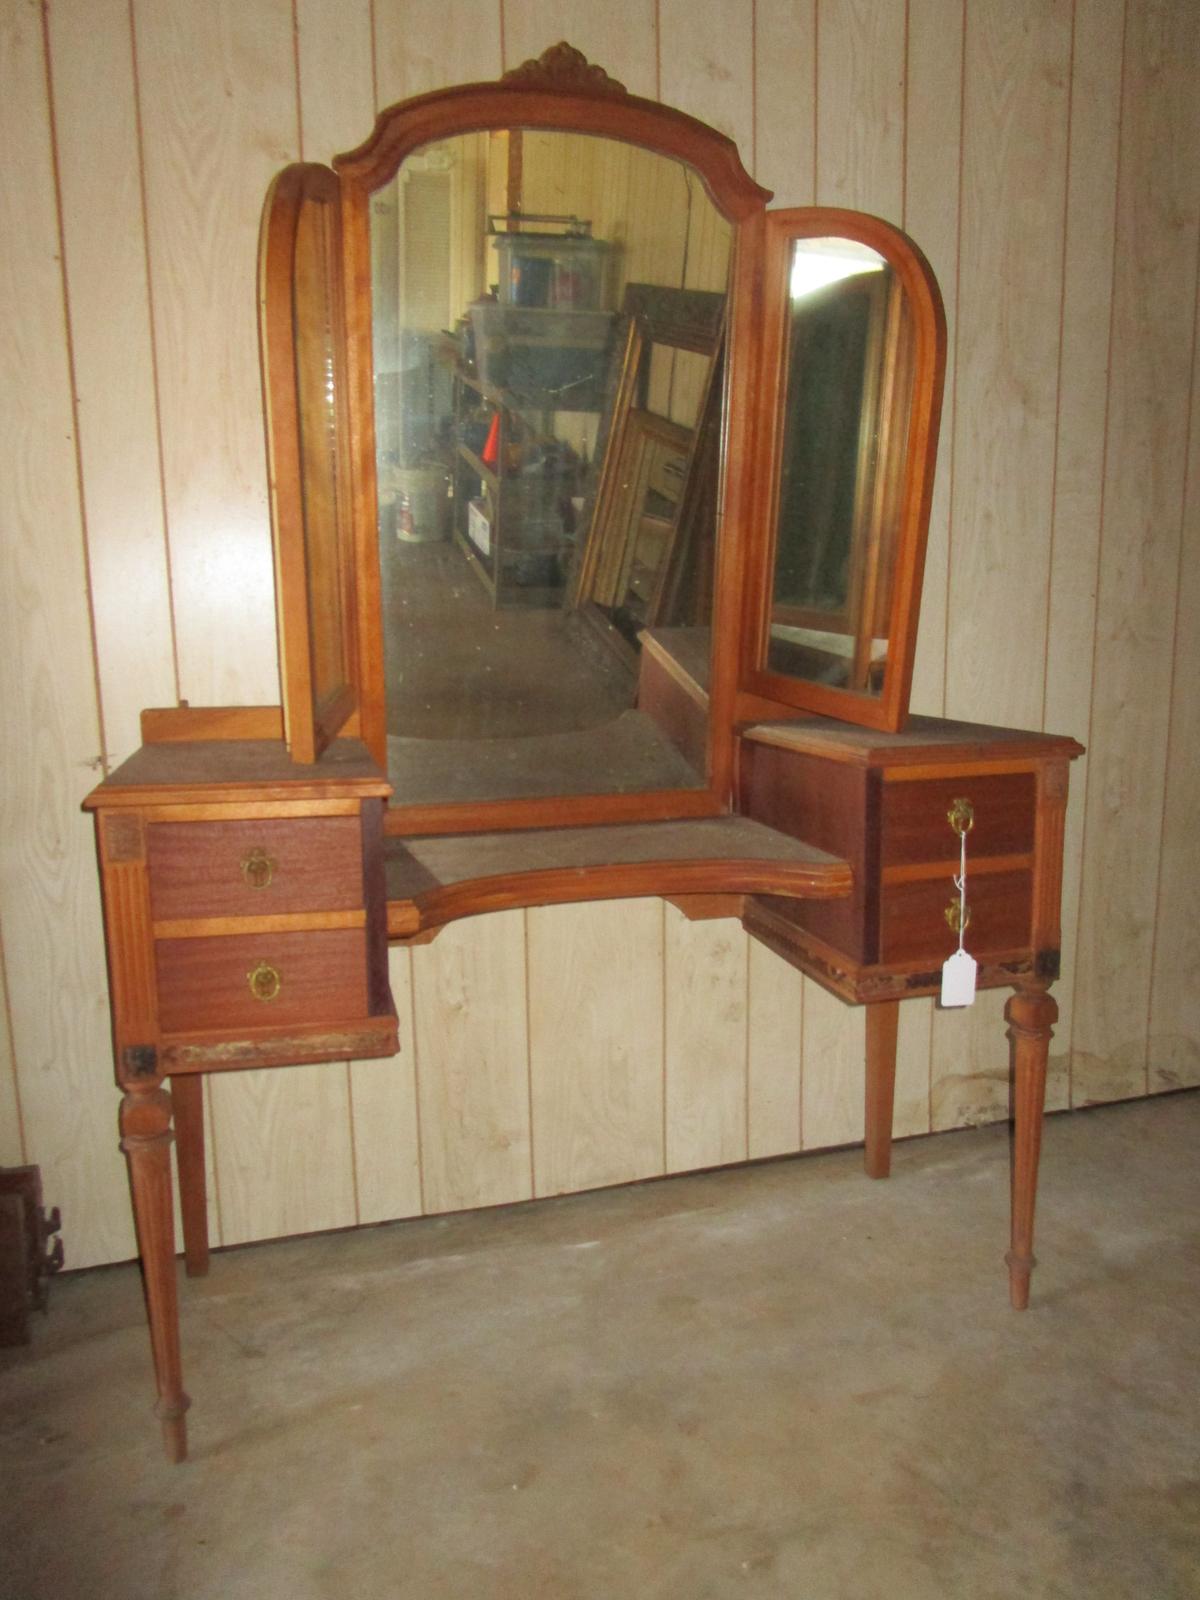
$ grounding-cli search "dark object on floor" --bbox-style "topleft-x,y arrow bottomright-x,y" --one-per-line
0,1165 -> 63,1346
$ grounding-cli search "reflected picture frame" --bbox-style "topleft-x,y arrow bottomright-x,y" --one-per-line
571,283 -> 726,668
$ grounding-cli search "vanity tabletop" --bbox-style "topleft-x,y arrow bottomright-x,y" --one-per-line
82,738 -> 392,808
741,715 -> 1085,768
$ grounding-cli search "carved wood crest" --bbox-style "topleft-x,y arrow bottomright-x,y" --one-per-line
502,42 -> 628,97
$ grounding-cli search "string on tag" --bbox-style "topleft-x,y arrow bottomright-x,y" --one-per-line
941,798 -> 977,1007
953,825 -> 968,953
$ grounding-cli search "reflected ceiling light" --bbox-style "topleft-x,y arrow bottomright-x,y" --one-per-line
790,237 -> 885,299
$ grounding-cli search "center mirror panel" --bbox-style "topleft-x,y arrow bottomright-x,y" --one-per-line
368,129 -> 732,807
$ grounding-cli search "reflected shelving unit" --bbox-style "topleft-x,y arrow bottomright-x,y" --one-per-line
447,362 -> 600,609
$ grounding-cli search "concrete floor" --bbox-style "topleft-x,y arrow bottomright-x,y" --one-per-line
1,1093 -> 1197,1600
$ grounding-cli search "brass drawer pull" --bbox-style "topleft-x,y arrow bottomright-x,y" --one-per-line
247,960 -> 282,1002
944,898 -> 971,935
241,847 -> 277,889
947,797 -> 974,837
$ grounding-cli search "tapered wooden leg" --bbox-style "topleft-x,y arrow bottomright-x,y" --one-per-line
1004,979 -> 1057,1310
171,1074 -> 210,1278
120,1082 -> 190,1462
864,1000 -> 900,1178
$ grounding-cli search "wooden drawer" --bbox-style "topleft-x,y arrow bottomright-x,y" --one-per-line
147,817 -> 363,920
881,772 -> 1035,868
880,870 -> 1033,965
155,929 -> 369,1034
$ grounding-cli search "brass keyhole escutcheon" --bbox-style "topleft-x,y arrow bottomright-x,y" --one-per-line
944,899 -> 971,935
947,797 -> 974,837
247,960 -> 282,1003
241,847 -> 276,889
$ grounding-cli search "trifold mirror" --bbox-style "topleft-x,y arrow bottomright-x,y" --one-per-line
259,44 -> 946,828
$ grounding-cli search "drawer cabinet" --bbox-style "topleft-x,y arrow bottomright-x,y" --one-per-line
737,716 -> 1081,1004
877,770 -> 1037,967
85,737 -> 400,1463
86,740 -> 398,1077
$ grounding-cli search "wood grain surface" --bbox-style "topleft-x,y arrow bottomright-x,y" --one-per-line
0,979 -> 23,1169
528,898 -> 665,1195
134,0 -> 295,709
1072,0 -> 1200,1107
47,0 -> 177,769
664,902 -> 749,1169
931,0 -> 1073,1133
1037,0 -> 1123,1110
816,0 -> 905,219
0,0 -> 134,1268
746,936 -> 803,1159
411,909 -> 532,1213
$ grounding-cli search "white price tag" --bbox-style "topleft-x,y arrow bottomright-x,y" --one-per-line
940,947 -> 977,1008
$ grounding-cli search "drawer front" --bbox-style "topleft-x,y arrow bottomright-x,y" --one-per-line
880,870 -> 1032,966
155,928 -> 369,1034
881,772 -> 1035,868
148,817 -> 362,920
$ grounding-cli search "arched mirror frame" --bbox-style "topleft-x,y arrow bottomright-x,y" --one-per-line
735,207 -> 946,733
329,51 -> 771,835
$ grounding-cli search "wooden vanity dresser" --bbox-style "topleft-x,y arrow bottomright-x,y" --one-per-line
84,45 -> 1084,1460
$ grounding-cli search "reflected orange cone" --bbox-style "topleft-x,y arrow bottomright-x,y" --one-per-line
480,410 -> 501,470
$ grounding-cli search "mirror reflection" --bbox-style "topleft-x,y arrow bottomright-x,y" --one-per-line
767,236 -> 914,694
571,284 -> 725,665
369,129 -> 731,801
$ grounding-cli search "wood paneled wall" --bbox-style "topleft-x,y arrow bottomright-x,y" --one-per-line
1,0 -> 1196,1270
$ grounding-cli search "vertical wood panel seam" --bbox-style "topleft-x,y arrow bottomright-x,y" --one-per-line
368,0 -> 379,114
1065,0 -> 1129,1095
409,948 -> 427,1212
523,908 -> 536,1195
811,0 -> 819,203
742,930 -> 751,1158
291,0 -> 303,162
1143,203 -> 1200,1077
1040,0 -> 1078,736
940,0 -> 969,720
749,0 -> 758,177
900,0 -> 910,229
203,1074 -> 223,1247
127,0 -> 182,711
659,899 -> 667,1168
654,0 -> 662,102
0,931 -> 28,1163
39,0 -> 108,778
499,0 -> 508,74
797,975 -> 805,1150
929,4 -> 968,1124
345,1061 -> 362,1225
925,992 -> 933,1134
1041,0 -> 1080,1076
902,3 -> 928,1126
